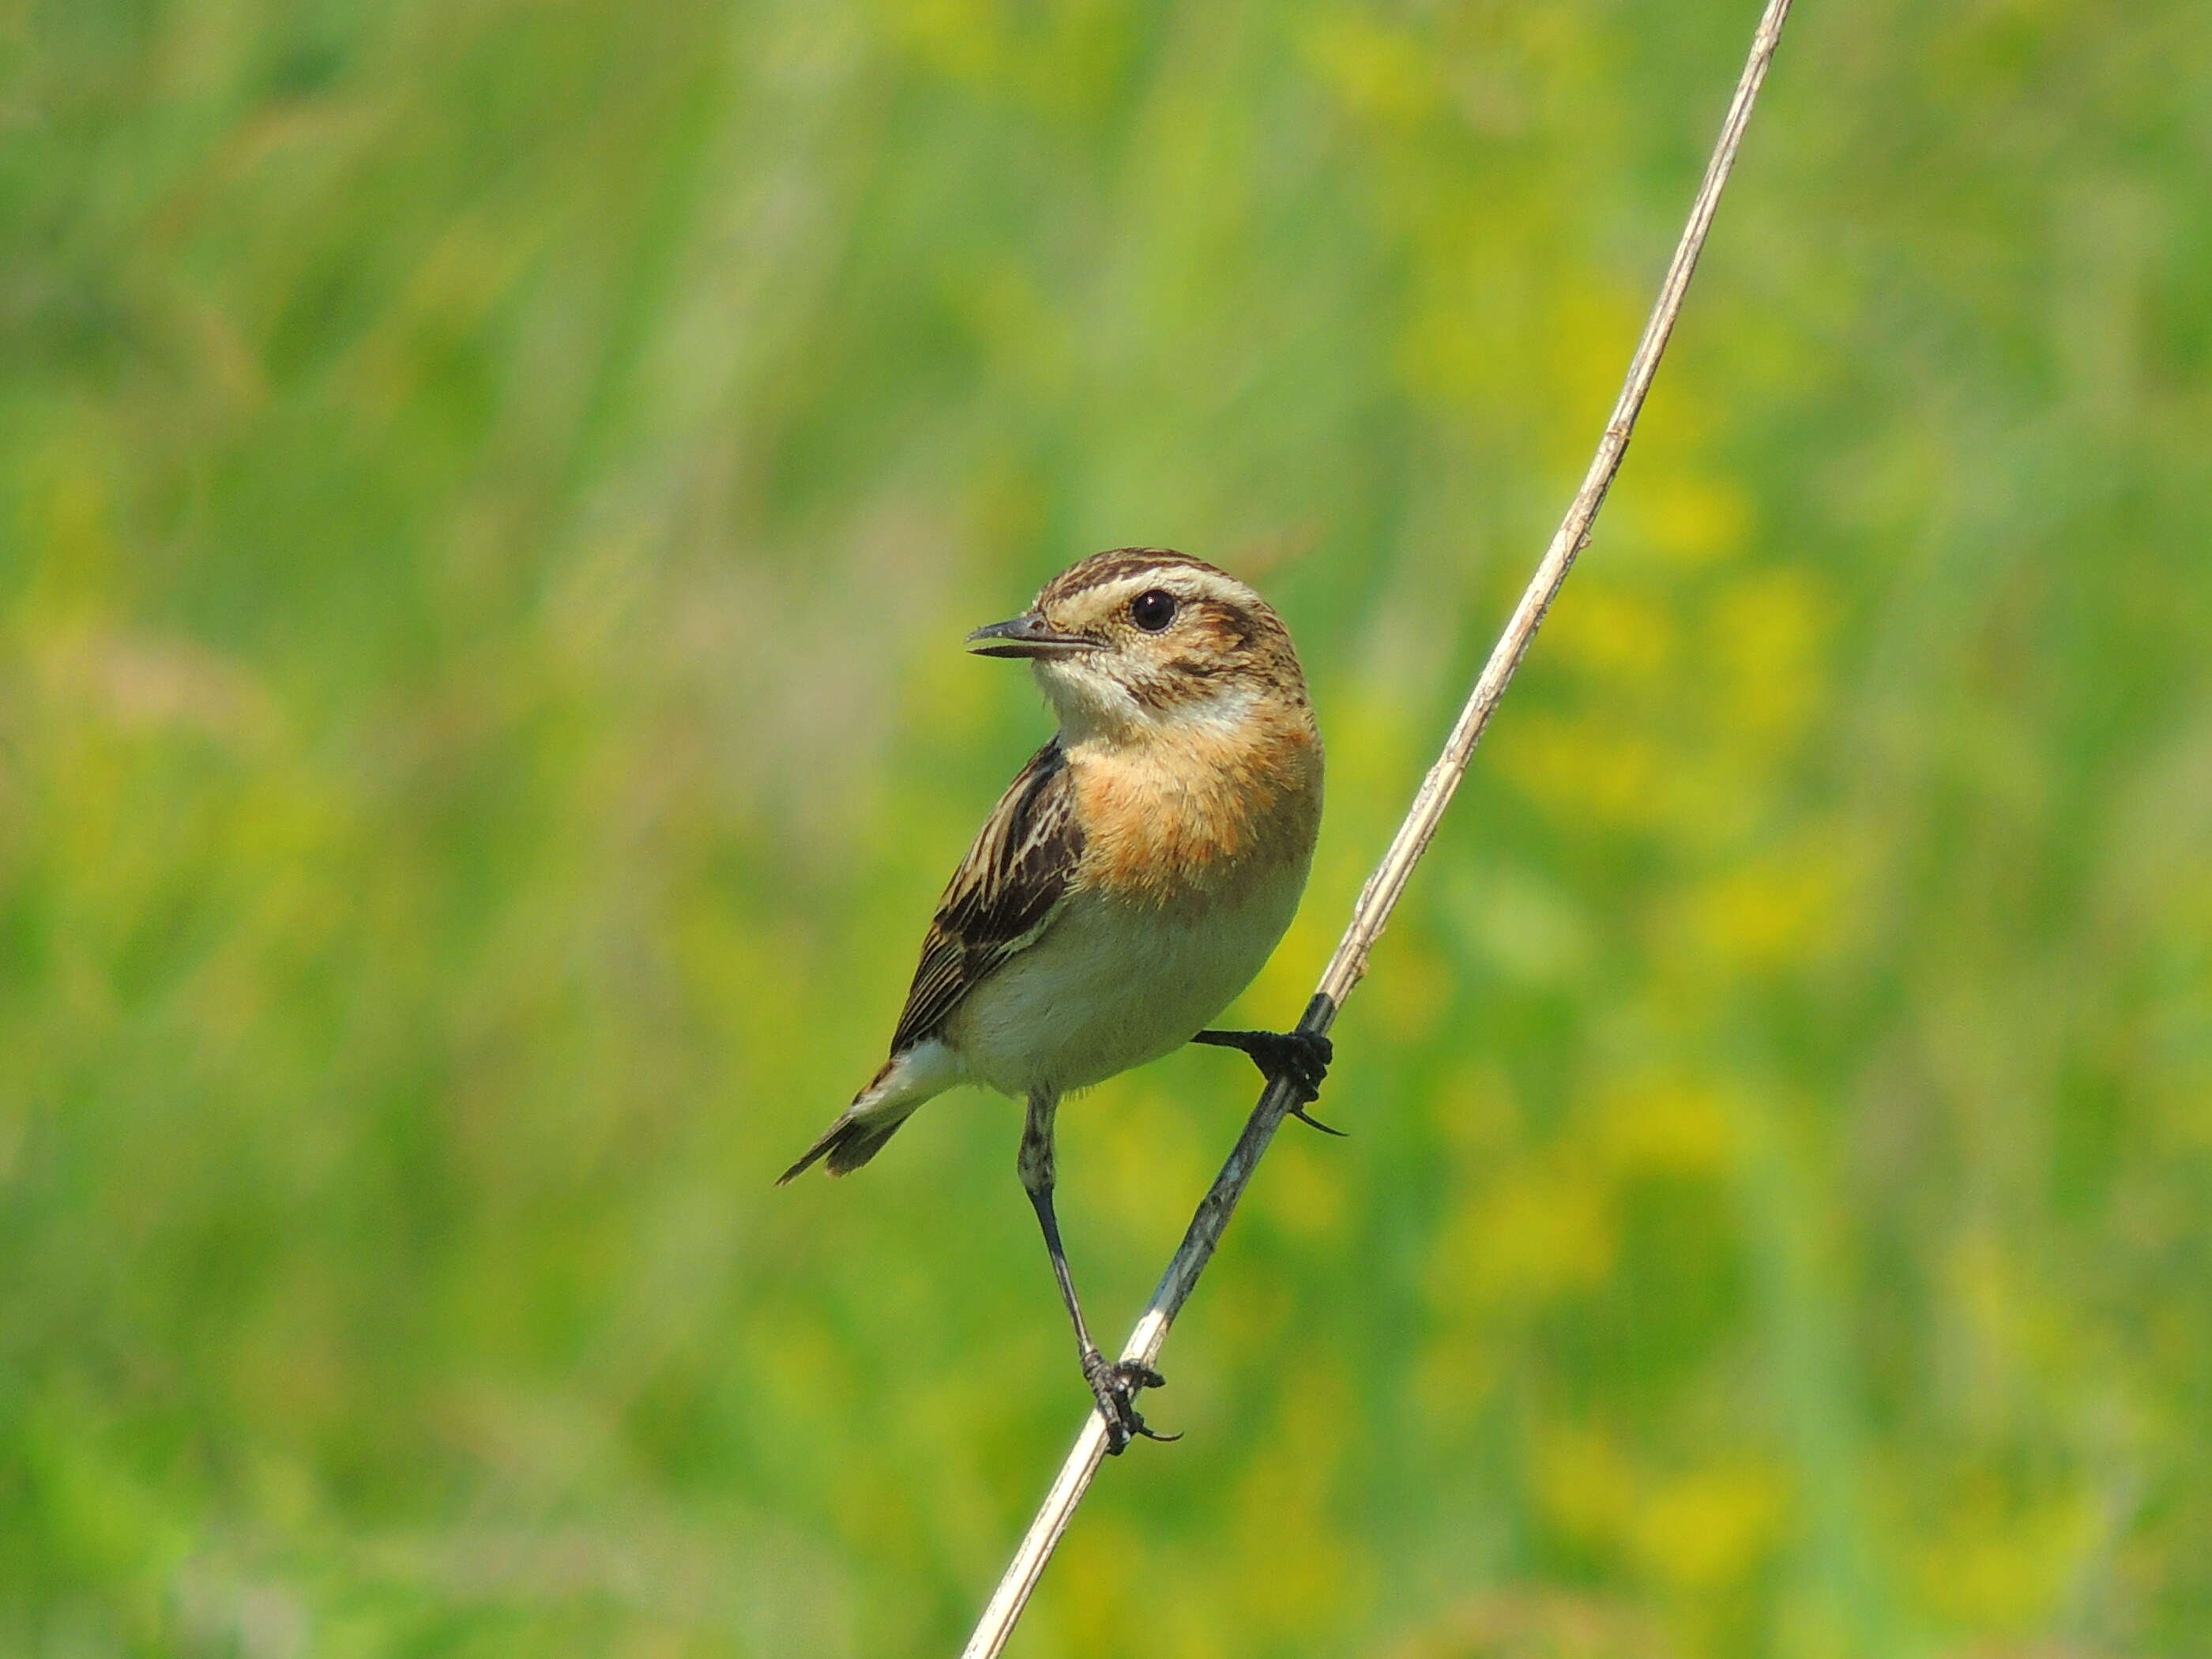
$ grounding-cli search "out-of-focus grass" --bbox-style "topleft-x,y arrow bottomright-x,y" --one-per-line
4,2 -> 2209,1655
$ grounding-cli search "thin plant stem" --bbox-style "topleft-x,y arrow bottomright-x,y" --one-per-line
960,2 -> 1796,1652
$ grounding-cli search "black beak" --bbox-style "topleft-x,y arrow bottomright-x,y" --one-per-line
965,613 -> 1100,660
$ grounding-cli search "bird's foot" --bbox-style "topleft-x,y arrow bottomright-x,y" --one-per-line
1194,1027 -> 1342,1134
1081,1349 -> 1176,1455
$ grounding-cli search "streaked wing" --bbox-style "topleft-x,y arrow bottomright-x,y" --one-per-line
889,739 -> 1082,1055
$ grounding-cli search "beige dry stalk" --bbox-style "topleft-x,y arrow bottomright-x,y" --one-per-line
961,2 -> 1796,1652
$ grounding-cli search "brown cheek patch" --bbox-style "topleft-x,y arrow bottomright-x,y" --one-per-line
1164,655 -> 1226,680
1128,608 -> 1265,709
1199,602 -> 1257,653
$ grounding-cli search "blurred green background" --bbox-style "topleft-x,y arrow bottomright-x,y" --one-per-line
5,0 -> 2209,1654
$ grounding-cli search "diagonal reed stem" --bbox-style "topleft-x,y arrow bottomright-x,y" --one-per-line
961,2 -> 1794,1651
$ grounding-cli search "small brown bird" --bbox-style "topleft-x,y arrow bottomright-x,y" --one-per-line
780,548 -> 1330,1450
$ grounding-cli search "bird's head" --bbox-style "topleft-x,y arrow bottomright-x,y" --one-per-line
967,549 -> 1311,746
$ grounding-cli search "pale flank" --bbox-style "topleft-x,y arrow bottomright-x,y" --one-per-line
949,839 -> 1313,1097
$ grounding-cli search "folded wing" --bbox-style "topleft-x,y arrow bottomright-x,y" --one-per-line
891,738 -> 1083,1054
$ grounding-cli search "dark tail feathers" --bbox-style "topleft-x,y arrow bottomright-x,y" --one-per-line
774,1110 -> 908,1185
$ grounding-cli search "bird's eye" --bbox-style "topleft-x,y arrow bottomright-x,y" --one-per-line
1129,589 -> 1178,632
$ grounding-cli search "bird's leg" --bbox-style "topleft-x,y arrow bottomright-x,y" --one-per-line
1191,1026 -> 1342,1134
1019,1088 -> 1174,1454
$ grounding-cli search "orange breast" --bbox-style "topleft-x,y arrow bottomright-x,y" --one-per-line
1071,722 -> 1322,909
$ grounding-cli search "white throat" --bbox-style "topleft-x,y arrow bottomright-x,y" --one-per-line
1030,659 -> 1142,745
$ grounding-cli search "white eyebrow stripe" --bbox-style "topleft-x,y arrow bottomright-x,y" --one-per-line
1080,570 -> 1254,611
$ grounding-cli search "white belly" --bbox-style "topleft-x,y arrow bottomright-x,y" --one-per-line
948,860 -> 1306,1098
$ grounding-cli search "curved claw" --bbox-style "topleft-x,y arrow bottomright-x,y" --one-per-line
1288,1100 -> 1349,1137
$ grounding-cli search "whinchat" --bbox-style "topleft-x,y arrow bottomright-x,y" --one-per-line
779,548 -> 1330,1450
